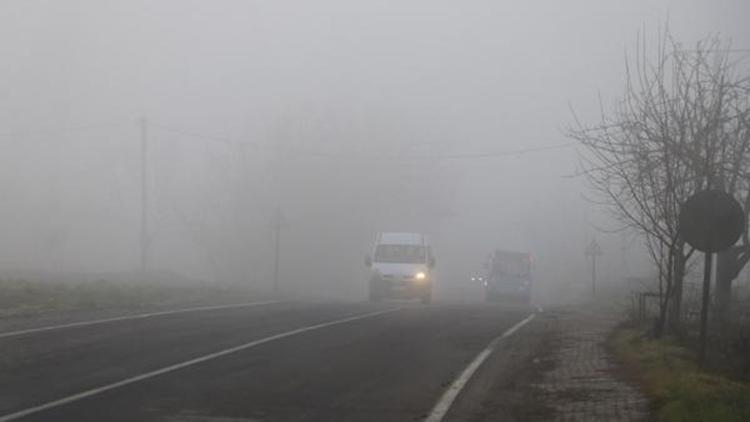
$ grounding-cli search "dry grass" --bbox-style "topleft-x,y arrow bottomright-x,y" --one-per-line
612,326 -> 750,422
0,278 -> 242,318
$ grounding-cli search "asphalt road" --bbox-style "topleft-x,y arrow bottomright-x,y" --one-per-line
0,300 -> 539,422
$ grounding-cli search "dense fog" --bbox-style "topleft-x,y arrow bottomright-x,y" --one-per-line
1,0 -> 748,303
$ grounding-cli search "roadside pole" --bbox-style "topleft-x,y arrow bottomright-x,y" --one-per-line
585,239 -> 603,297
699,252 -> 713,364
591,253 -> 597,296
272,207 -> 285,293
139,117 -> 149,272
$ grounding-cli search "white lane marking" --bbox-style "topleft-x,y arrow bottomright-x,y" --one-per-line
424,313 -> 536,422
0,301 -> 282,339
0,307 -> 400,422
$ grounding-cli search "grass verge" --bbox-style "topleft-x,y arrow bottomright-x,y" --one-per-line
0,278 -> 257,318
612,325 -> 750,422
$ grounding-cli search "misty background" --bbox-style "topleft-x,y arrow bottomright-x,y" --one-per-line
1,0 -> 748,302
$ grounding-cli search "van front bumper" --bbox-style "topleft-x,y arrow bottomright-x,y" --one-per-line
370,276 -> 431,298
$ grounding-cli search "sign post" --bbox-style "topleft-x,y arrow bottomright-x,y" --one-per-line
585,239 -> 603,297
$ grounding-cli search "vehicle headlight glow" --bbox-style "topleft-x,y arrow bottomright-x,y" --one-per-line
415,272 -> 427,281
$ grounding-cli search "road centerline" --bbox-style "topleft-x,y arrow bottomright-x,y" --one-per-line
0,307 -> 401,422
424,312 -> 537,422
0,300 -> 283,339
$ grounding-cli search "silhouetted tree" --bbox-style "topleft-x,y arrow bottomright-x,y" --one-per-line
569,29 -> 750,336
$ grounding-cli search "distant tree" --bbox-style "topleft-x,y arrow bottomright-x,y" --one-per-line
568,29 -> 750,336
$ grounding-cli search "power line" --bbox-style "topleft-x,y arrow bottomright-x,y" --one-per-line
276,142 -> 576,161
398,142 -> 576,160
0,121 -> 130,138
0,118 -> 577,161
149,123 -> 256,148
154,122 -> 576,161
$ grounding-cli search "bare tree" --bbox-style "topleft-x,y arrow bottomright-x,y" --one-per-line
568,29 -> 750,337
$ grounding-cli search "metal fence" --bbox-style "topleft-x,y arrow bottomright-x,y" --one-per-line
631,282 -> 750,379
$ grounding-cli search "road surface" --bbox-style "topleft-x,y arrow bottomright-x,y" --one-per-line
0,300 -> 542,421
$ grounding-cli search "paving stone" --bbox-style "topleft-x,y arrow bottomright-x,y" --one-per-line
532,306 -> 650,421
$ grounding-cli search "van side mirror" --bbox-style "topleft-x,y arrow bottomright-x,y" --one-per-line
365,255 -> 372,267
428,256 -> 436,268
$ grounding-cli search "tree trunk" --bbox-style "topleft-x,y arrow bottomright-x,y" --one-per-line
655,248 -> 674,338
715,246 -> 750,323
669,250 -> 686,332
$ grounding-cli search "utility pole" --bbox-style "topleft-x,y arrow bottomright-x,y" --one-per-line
139,117 -> 149,272
272,206 -> 285,293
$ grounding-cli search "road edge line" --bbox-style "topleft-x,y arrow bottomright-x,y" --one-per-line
424,312 -> 537,422
0,300 -> 283,339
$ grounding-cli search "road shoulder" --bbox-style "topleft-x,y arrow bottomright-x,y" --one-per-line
447,304 -> 650,421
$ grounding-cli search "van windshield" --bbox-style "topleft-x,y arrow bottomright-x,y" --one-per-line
374,245 -> 426,264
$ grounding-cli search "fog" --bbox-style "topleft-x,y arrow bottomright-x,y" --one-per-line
1,0 -> 748,303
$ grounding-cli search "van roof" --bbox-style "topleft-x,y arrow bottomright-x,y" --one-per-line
377,232 -> 426,245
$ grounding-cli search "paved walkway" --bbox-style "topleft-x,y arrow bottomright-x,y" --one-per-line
531,305 -> 650,421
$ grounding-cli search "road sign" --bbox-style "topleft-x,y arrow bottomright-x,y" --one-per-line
678,190 -> 745,366
585,239 -> 603,257
679,190 -> 744,253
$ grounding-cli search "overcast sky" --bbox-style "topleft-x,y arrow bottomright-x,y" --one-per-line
1,1 -> 748,297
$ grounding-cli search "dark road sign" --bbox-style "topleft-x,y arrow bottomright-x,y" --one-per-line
678,190 -> 745,366
679,190 -> 744,253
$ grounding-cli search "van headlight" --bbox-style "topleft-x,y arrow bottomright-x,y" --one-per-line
415,272 -> 427,282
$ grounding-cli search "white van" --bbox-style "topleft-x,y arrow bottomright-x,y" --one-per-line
364,232 -> 435,304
